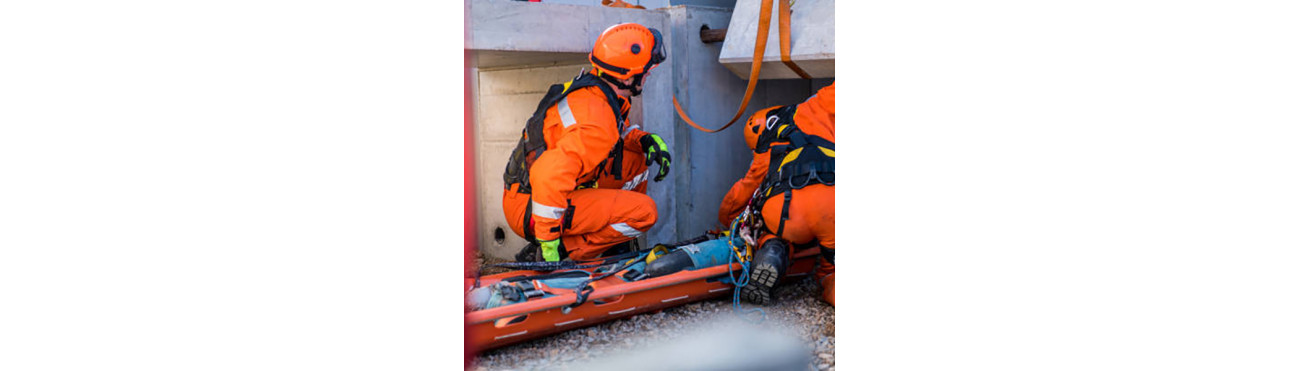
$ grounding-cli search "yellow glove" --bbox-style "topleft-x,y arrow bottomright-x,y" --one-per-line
540,239 -> 562,262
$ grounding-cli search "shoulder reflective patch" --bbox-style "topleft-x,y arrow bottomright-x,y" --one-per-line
531,201 -> 566,220
610,223 -> 642,237
558,97 -> 577,127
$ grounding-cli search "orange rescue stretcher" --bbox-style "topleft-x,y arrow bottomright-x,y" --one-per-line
465,234 -> 820,352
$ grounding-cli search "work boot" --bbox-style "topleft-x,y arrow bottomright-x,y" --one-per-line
741,238 -> 789,305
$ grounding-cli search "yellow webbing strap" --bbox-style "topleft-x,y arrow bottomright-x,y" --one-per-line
777,147 -> 804,173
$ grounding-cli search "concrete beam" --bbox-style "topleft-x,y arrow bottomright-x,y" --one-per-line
718,0 -> 835,79
468,0 -> 670,55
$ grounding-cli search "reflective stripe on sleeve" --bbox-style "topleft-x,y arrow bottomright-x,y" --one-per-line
622,124 -> 641,137
558,97 -> 577,127
610,223 -> 642,237
622,169 -> 651,190
531,201 -> 566,220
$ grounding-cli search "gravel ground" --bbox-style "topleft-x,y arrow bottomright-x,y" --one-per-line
468,265 -> 835,371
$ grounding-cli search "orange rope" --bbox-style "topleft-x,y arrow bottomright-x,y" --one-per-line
778,0 -> 811,79
673,0 -> 774,133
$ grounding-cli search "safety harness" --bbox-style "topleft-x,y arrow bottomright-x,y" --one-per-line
751,104 -> 835,237
502,72 -> 629,244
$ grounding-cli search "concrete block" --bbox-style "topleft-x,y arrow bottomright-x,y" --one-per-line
718,0 -> 834,79
468,0 -> 669,55
477,59 -> 592,91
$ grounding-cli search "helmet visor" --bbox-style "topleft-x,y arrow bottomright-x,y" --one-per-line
647,28 -> 667,68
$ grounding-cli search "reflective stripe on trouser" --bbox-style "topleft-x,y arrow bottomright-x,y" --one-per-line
757,183 -> 835,281
560,188 -> 657,260
596,145 -> 650,193
502,186 -> 657,261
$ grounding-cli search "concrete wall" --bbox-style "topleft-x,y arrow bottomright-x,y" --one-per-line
719,0 -> 835,79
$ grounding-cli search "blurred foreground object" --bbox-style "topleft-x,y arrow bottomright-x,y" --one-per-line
569,319 -> 811,371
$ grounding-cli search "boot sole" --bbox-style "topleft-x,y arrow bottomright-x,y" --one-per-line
740,261 -> 780,305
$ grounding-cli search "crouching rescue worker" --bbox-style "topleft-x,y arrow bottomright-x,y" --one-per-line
719,82 -> 835,306
502,23 -> 672,263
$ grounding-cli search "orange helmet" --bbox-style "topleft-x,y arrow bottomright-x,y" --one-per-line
590,23 -> 666,82
745,106 -> 782,150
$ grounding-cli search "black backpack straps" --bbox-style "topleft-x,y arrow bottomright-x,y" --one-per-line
504,81 -> 570,192
574,73 -> 628,180
503,73 -> 632,192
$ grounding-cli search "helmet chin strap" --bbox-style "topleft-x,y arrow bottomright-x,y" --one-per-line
598,71 -> 647,96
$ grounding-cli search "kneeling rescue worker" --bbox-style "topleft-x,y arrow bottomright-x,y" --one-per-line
719,82 -> 836,306
502,23 -> 672,262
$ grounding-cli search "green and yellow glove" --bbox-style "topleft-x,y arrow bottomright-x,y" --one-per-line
539,239 -> 562,262
639,133 -> 671,182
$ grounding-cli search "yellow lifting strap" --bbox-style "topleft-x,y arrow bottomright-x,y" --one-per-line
673,0 -> 809,134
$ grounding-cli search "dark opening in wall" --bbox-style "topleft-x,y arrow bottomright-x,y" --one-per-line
493,227 -> 507,245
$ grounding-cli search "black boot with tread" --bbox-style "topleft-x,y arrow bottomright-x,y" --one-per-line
740,239 -> 789,305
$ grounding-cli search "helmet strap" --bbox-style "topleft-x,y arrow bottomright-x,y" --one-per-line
597,71 -> 647,96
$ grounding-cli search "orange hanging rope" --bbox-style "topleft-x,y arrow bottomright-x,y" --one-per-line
673,0 -> 774,133
778,0 -> 812,79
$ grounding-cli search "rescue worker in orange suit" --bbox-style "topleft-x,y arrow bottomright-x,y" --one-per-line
719,82 -> 835,306
502,23 -> 672,263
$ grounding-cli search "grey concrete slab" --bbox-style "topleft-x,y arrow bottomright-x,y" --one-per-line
472,50 -> 591,71
718,0 -> 834,79
468,0 -> 669,54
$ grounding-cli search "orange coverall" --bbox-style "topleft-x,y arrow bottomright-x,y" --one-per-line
719,83 -> 836,305
502,77 -> 656,261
